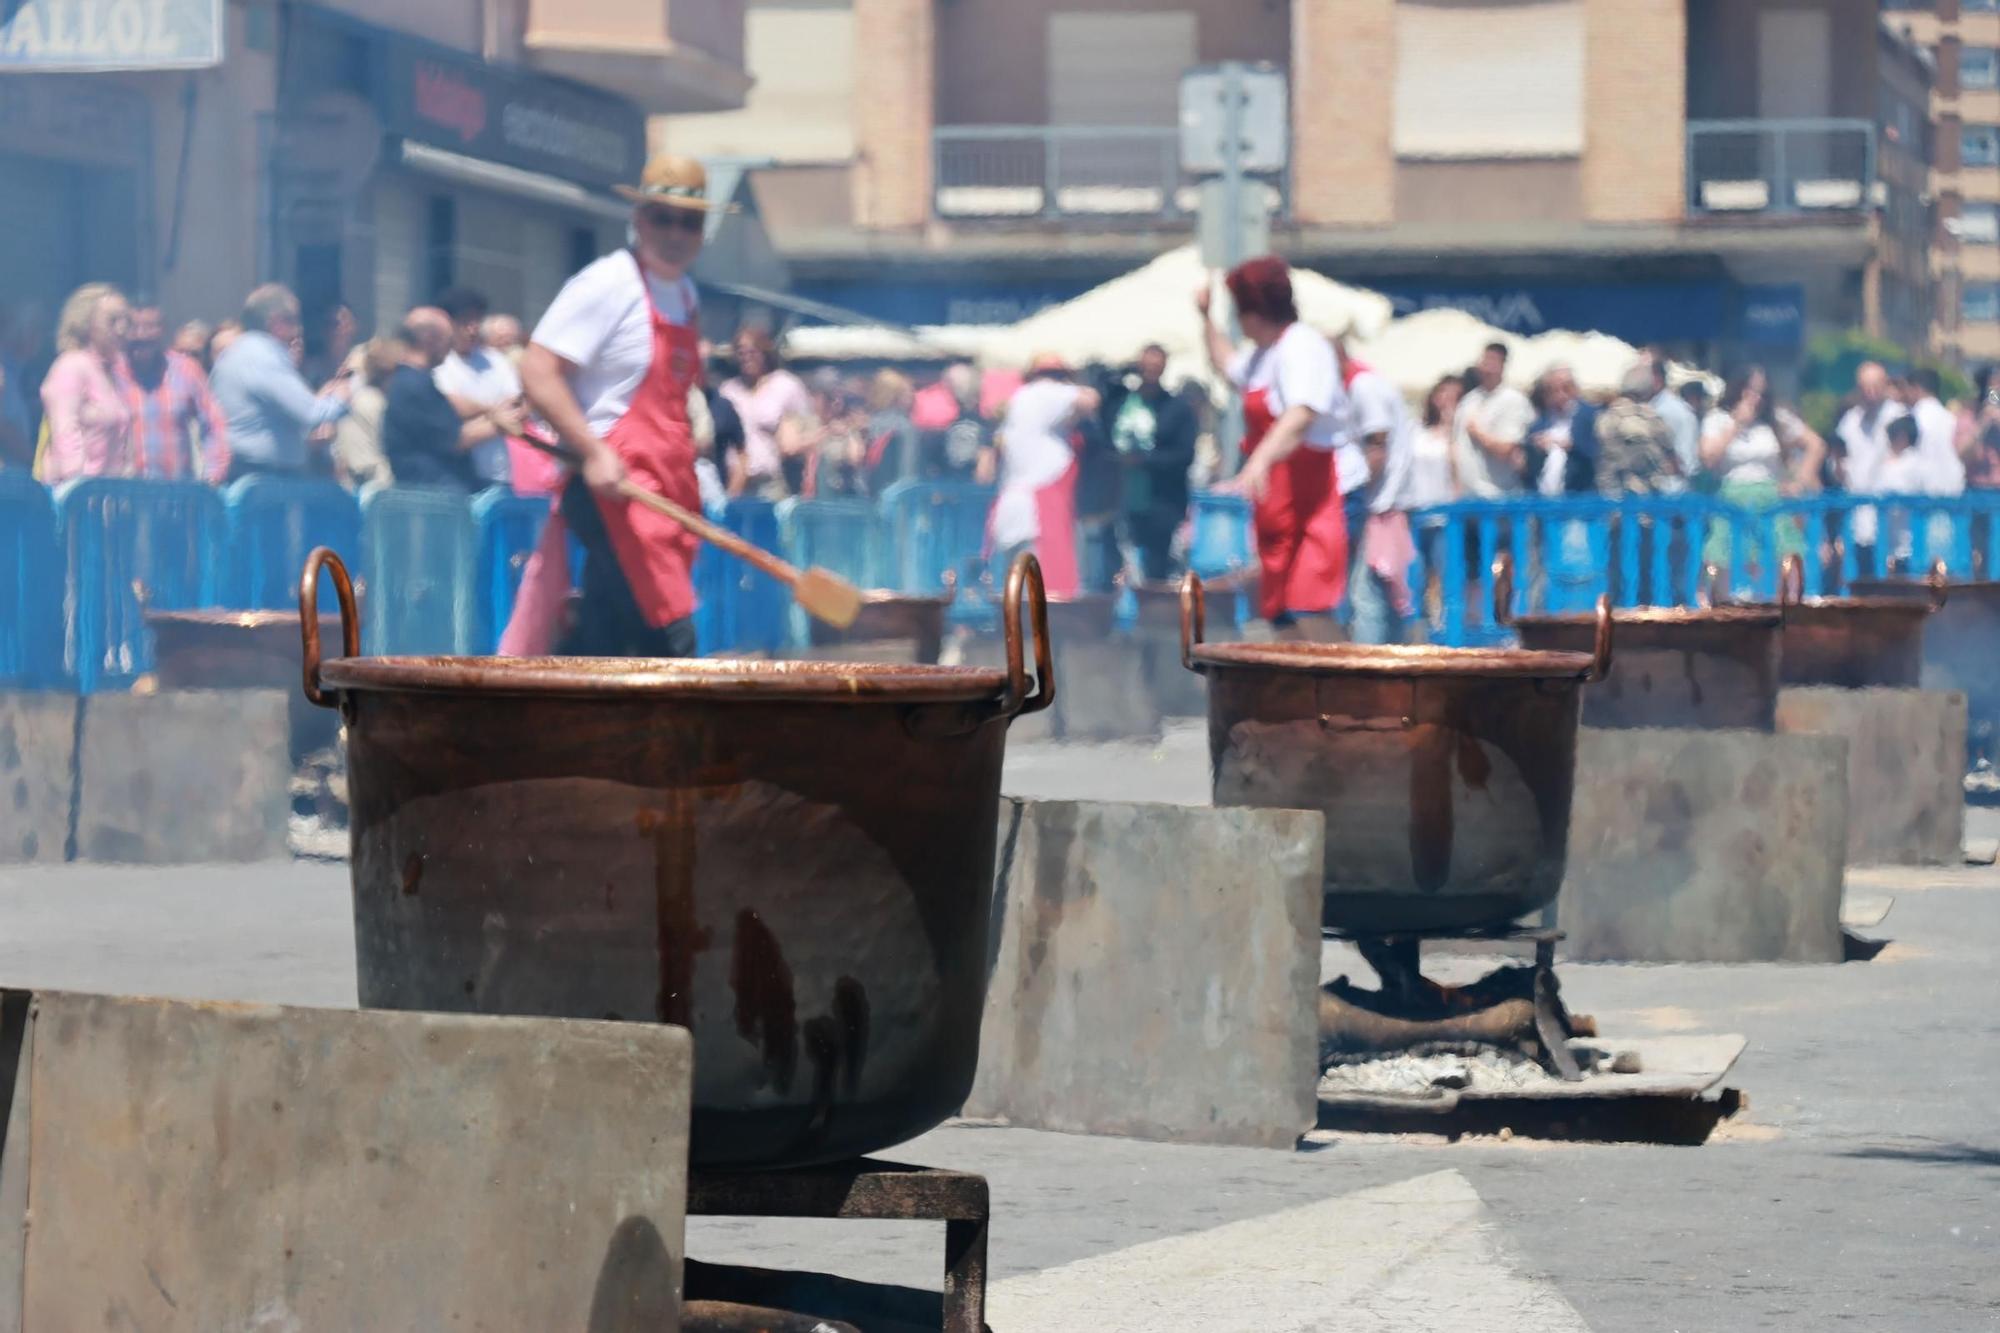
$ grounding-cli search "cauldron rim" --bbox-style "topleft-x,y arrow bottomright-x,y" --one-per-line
1513,605 -> 1781,630
147,609 -> 340,630
317,653 -> 1012,703
1187,640 -> 1595,680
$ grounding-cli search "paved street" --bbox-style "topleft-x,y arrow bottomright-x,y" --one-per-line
0,732 -> 1994,1329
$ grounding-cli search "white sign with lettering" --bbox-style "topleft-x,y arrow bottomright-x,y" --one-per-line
1,0 -> 223,71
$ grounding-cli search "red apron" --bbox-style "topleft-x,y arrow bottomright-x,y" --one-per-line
1244,385 -> 1347,622
499,255 -> 701,653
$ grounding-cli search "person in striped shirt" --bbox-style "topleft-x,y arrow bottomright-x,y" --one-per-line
122,303 -> 230,484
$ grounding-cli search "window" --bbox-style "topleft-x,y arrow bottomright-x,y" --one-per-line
1045,11 -> 1196,127
1962,47 -> 2000,92
1966,283 -> 2000,324
1394,0 -> 1585,159
1960,202 -> 2000,245
425,194 -> 456,298
1966,125 -> 2000,168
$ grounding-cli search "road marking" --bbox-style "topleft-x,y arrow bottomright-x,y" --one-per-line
988,1168 -> 1589,1332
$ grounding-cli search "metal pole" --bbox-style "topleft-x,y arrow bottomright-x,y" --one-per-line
1218,62 -> 1247,471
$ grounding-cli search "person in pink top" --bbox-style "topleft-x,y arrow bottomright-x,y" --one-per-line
39,283 -> 135,484
719,326 -> 813,498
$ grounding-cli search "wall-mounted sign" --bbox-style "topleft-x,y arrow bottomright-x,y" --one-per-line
1,0 -> 223,71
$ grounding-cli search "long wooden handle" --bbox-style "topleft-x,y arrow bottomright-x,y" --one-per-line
521,435 -> 808,593
614,480 -> 805,591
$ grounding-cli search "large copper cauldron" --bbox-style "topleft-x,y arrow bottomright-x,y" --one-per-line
146,608 -> 347,761
1852,567 -> 2000,762
805,574 -> 955,664
1180,572 -> 1612,934
1497,556 -> 1783,731
1771,556 -> 1940,689
298,548 -> 1054,1170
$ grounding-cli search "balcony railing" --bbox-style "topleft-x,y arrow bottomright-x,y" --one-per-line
1686,118 -> 1878,217
933,125 -> 1281,223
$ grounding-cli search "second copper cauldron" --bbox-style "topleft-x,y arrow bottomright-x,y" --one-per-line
805,573 -> 956,664
1851,567 -> 2000,762
301,548 -> 1055,1171
1768,556 -> 1941,689
1181,572 -> 1612,934
146,607 -> 348,761
1496,555 -> 1784,731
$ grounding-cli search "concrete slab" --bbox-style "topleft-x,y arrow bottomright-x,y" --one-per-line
1561,728 -> 1849,964
0,695 -> 74,865
1843,895 -> 1895,930
966,798 -> 1324,1149
1,991 -> 690,1333
74,689 -> 290,864
1963,837 -> 1999,866
1776,687 -> 1967,867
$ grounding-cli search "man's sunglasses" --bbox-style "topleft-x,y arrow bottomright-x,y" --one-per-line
640,205 -> 707,234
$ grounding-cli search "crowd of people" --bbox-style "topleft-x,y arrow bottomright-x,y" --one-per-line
6,233 -> 2000,649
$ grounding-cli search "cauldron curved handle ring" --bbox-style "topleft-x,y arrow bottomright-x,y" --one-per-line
300,546 -> 360,710
1179,570 -> 1207,672
1490,552 -> 1515,627
1586,594 -> 1614,683
1928,559 -> 1949,613
1003,552 -> 1055,717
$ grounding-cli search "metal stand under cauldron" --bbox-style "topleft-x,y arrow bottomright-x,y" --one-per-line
687,1159 -> 988,1333
1179,572 -> 1614,1090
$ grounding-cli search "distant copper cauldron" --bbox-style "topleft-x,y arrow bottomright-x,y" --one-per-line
301,548 -> 1054,1170
1498,554 -> 1784,731
1851,564 -> 2000,762
1180,571 -> 1612,935
1764,555 -> 1941,689
144,596 -> 349,762
805,572 -> 956,664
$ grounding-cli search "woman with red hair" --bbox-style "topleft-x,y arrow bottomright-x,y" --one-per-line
1201,255 -> 1350,634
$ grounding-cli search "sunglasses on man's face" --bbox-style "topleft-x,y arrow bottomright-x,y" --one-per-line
640,205 -> 706,234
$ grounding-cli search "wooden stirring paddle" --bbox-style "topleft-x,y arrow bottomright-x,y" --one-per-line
519,437 -> 864,630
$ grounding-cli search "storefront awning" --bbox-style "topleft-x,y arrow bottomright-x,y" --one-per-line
397,140 -> 629,223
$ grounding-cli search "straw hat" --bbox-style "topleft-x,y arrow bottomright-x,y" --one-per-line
615,153 -> 732,212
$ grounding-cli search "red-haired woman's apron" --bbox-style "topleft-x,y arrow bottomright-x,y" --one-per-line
1244,385 -> 1347,622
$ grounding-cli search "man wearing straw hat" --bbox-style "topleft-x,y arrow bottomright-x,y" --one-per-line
505,154 -> 723,657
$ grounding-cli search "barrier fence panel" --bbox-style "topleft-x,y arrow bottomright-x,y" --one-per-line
222,477 -> 363,611
779,497 -> 887,647
360,487 -> 477,656
471,490 -> 553,654
879,480 -> 996,631
56,479 -> 225,693
718,498 -> 789,656
0,476 -> 63,689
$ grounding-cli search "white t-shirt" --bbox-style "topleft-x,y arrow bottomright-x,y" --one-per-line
1229,323 -> 1346,453
1912,395 -> 1965,496
1347,369 -> 1413,513
1702,407 -> 1805,486
992,379 -> 1086,549
530,251 -> 699,437
1406,424 -> 1457,510
1835,399 -> 1907,494
1452,384 -> 1535,498
435,345 -> 524,484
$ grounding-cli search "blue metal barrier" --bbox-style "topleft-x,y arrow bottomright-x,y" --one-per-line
714,498 -> 789,655
879,480 -> 994,594
55,479 -> 224,692
779,497 -> 887,647
0,475 -> 63,689
471,491 -> 553,653
222,476 -> 362,610
360,487 -> 478,656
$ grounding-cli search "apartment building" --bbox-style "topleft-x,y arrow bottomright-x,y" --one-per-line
0,0 -> 749,340
1887,0 -> 2000,365
663,0 -> 1934,371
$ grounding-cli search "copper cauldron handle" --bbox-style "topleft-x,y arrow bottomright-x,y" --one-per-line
1928,559 -> 1949,613
1701,562 -> 1725,609
1003,552 -> 1055,717
1585,594 -> 1615,683
300,546 -> 360,709
1778,553 -> 1804,609
1490,552 -> 1515,627
1179,570 -> 1207,672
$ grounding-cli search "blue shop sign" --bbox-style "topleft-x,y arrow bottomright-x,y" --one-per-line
1,0 -> 222,70
792,281 -> 1090,329
1735,284 -> 1805,348
1373,282 -> 1732,344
